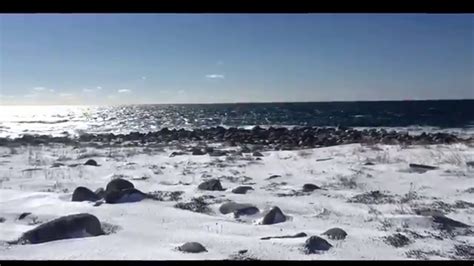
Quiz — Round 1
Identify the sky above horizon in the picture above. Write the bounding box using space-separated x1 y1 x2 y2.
0 14 473 105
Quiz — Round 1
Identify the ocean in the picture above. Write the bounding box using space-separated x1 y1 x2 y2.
1 100 473 138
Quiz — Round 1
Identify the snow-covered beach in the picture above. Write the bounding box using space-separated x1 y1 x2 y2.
1 140 473 260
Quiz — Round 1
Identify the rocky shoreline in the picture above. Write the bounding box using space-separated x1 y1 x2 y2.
1 126 473 150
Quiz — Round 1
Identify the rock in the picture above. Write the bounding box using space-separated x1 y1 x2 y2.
84 159 98 166
256 158 262 161
209 150 227 157
238 249 248 254
51 162 65 168
321 228 347 240
191 148 206 155
266 175 281 180
198 179 224 191
413 208 445 217
72 187 101 202
261 232 307 240
384 233 411 248
95 188 106 199
466 161 474 168
17 213 104 244
231 186 254 194
178 242 207 253
252 151 264 157
18 212 32 220
302 184 320 192
409 163 437 172
104 188 147 204
105 178 134 193
0 217 5 223
304 236 333 253
262 206 286 225
364 162 375 166
219 202 258 215
432 215 470 230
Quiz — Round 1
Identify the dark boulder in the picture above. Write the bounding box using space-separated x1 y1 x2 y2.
321 227 347 240
104 188 147 204
198 179 225 191
302 184 320 192
178 242 207 253
191 148 206 155
17 213 104 244
219 202 258 215
252 151 264 157
432 215 470 230
106 178 134 193
304 236 333 253
84 159 98 166
262 206 286 225
231 186 254 194
72 187 101 202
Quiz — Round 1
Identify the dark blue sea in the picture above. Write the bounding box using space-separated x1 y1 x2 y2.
1 100 473 138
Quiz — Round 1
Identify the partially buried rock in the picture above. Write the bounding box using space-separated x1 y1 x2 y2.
466 161 474 168
191 148 206 155
84 159 98 166
18 212 32 220
219 202 259 215
304 236 333 253
302 183 320 192
72 186 101 202
106 178 134 192
178 242 207 253
16 213 104 244
198 179 224 191
252 151 264 157
104 188 147 204
231 186 254 194
321 227 347 240
262 206 286 225
432 215 470 230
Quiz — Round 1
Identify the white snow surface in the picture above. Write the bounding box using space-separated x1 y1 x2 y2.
0 143 473 260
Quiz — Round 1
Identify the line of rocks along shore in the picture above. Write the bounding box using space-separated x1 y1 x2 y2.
1 126 473 150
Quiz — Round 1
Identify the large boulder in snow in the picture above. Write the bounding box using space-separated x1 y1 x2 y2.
262 206 286 225
321 227 347 240
17 213 104 244
72 187 101 202
219 202 259 218
302 183 320 192
198 179 224 191
104 188 147 204
178 242 207 253
304 236 333 253
231 186 254 194
105 178 134 193
84 159 98 166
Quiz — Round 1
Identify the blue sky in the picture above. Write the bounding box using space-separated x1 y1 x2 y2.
0 14 472 105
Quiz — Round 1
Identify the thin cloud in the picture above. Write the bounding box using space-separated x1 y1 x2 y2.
96 86 102 90
178 90 185 95
49 89 55 92
118 89 131 93
33 87 46 91
141 76 147 80
206 74 225 79
59 93 73 97
83 88 93 93
217 61 224 66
